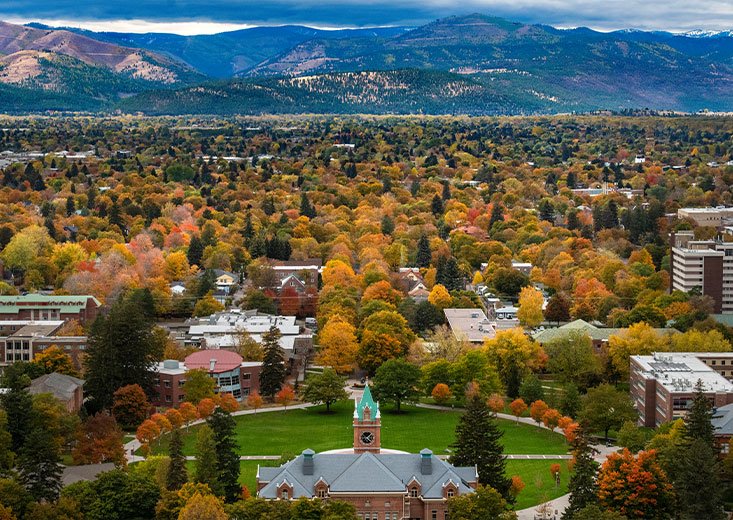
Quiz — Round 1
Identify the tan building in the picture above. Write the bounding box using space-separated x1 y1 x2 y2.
630 352 733 427
0 321 87 372
443 308 496 344
677 207 733 228
670 231 733 313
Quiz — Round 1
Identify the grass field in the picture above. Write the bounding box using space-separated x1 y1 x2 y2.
147 400 568 457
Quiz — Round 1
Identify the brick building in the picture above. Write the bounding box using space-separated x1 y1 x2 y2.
0 321 88 372
257 386 477 519
29 372 85 412
152 350 263 407
0 294 101 323
630 352 733 427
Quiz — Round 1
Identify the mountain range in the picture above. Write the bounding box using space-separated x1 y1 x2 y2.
4 14 733 114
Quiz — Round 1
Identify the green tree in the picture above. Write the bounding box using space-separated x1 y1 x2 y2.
685 379 715 447
259 326 286 399
207 409 240 502
0 411 14 475
545 331 602 390
372 359 421 413
416 234 432 268
183 369 217 405
617 421 645 453
0 379 34 453
449 393 512 501
187 235 204 267
166 428 188 491
301 368 348 413
676 438 725 520
573 505 627 520
300 194 316 219
518 374 544 405
563 438 598 520
83 295 156 410
560 383 583 419
17 428 62 502
194 425 220 495
580 384 637 441
447 485 517 520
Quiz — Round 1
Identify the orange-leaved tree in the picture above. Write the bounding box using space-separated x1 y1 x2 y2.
597 449 675 520
542 409 562 433
165 408 184 430
136 419 161 457
530 400 549 428
219 393 240 413
509 398 527 424
73 414 126 467
431 383 453 405
487 393 505 414
275 385 295 411
111 383 149 430
196 398 216 420
178 402 199 430
510 475 525 497
247 391 264 413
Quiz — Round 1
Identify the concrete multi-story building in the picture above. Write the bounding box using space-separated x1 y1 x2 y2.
670 231 733 313
677 207 733 228
443 308 497 344
0 321 88 372
630 352 733 427
152 350 263 407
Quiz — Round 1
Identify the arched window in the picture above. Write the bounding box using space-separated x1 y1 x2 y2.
281 489 289 500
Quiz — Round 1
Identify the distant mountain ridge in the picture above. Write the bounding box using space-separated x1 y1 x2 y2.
4 14 733 114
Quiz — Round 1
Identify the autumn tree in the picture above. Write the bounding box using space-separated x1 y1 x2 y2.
219 393 239 413
72 414 126 467
544 293 571 324
432 383 453 405
178 402 199 430
315 315 358 374
246 392 263 413
596 449 674 520
136 419 161 455
31 346 79 377
301 368 348 412
197 398 216 420
357 310 416 374
509 398 527 423
607 323 668 380
193 296 225 317
484 328 545 398
178 493 227 520
112 384 149 430
275 385 295 410
487 393 505 414
428 284 452 310
517 286 544 329
530 400 549 428
183 369 216 405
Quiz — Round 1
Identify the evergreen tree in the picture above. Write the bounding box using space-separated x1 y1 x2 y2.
65 196 75 216
449 393 512 501
563 437 598 520
207 409 240 502
187 235 204 267
380 215 395 236
194 425 220 495
416 234 432 268
17 428 62 502
166 428 188 491
300 194 316 219
566 170 577 189
685 380 715 447
519 374 545 405
242 212 254 240
567 210 580 231
260 326 285 398
676 438 725 520
442 182 451 201
109 199 123 229
83 296 156 410
436 256 463 292
44 216 56 240
410 178 420 197
0 378 34 452
489 202 504 228
262 196 275 216
431 194 443 216
382 176 392 193
538 198 554 222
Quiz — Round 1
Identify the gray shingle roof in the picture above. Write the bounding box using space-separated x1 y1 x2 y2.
713 403 733 435
29 372 84 401
258 450 476 499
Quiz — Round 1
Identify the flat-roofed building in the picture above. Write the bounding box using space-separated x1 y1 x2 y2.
443 308 496 344
0 321 88 372
630 352 733 427
670 231 733 313
677 207 733 228
0 294 101 323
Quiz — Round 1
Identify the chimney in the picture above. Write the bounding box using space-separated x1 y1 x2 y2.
302 449 315 475
420 449 433 475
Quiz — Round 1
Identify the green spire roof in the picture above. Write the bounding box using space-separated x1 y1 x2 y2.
355 384 379 421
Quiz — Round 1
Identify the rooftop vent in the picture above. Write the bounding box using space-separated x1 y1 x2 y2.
303 449 315 475
421 449 433 475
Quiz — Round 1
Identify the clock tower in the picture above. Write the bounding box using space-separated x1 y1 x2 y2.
353 384 381 454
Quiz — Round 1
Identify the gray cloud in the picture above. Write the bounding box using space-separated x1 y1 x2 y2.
1 0 733 33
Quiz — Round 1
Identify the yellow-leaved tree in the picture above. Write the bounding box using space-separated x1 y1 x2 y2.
517 286 544 329
315 314 358 374
608 322 669 380
428 284 452 310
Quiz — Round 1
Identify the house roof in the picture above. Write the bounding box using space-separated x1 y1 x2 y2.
533 319 677 343
258 450 476 499
0 294 101 313
29 372 84 401
713 403 733 436
185 349 243 373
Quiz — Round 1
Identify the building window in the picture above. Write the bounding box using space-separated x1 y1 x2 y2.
164 380 171 388
232 375 240 385
433 511 438 520
281 490 289 500
233 389 242 399
178 380 185 387
178 395 184 401
317 489 326 498
165 395 172 402
410 487 418 498
723 443 731 454
713 360 717 366
219 376 232 386
242 373 251 381
447 489 455 498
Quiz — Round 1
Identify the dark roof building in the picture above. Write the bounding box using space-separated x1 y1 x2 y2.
257 385 476 519
29 372 85 412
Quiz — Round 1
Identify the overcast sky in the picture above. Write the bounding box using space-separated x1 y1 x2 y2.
2 0 733 35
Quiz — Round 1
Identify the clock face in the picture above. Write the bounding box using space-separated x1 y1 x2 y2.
360 431 374 445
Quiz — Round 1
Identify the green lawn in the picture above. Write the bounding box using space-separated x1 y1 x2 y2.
147 401 567 457
233 459 568 511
